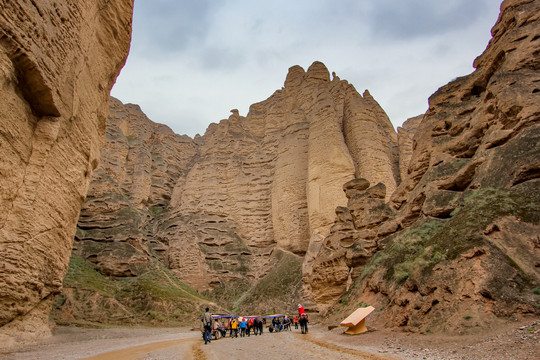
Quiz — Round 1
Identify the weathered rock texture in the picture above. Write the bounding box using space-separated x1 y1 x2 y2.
51 99 213 326
397 115 423 183
70 62 400 314
309 0 540 333
63 0 538 334
0 0 133 346
160 62 400 296
75 98 198 277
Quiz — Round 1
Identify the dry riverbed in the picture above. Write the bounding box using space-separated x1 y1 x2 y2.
0 318 538 360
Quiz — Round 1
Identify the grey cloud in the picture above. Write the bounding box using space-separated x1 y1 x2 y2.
131 0 216 58
365 0 500 40
197 47 246 71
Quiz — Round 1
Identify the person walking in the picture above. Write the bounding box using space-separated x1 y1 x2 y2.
201 307 213 345
230 317 239 338
239 318 247 337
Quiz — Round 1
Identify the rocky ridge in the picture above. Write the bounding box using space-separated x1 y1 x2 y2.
68 61 401 315
311 0 540 333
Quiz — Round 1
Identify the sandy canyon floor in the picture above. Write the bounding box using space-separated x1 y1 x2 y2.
0 318 538 360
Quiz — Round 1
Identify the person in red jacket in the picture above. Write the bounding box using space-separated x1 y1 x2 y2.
298 304 309 334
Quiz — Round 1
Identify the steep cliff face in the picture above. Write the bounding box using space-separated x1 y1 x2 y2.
397 115 423 183
310 0 539 333
0 0 133 346
55 99 212 326
75 98 198 277
162 62 400 294
69 62 399 314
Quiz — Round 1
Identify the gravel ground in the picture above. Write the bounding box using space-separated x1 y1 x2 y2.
0 318 538 360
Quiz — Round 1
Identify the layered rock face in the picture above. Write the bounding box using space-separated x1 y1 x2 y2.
55 101 212 325
72 62 400 303
161 62 400 292
0 0 133 346
308 0 540 333
75 98 198 278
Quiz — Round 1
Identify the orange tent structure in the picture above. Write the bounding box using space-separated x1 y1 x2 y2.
340 306 375 335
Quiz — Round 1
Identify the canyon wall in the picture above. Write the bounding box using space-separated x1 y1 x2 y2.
0 0 133 346
55 0 538 334
307 0 539 333
71 62 400 314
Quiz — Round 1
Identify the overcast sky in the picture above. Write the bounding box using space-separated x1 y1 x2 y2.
111 0 503 138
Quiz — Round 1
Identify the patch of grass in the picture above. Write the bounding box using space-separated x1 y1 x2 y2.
356 301 370 308
62 254 116 297
463 314 472 320
56 252 209 325
234 250 303 313
375 218 445 283
148 205 165 218
533 288 540 295
75 227 90 240
369 187 540 287
119 261 205 303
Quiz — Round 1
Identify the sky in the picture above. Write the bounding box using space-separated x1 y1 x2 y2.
111 0 503 138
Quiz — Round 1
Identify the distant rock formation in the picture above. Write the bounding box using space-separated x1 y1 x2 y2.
0 0 133 347
162 61 400 292
75 98 198 278
71 62 400 313
397 115 423 183
308 0 540 333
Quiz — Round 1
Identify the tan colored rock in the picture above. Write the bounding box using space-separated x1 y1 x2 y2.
163 61 399 291
0 0 133 346
307 0 540 331
397 115 423 183
75 98 198 277
74 61 399 297
344 89 400 201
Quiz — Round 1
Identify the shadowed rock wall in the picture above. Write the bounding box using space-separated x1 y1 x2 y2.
0 0 133 346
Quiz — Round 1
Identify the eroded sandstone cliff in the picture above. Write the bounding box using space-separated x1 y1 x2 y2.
68 62 400 315
51 98 212 326
56 0 538 334
0 0 133 346
151 62 401 305
309 0 539 333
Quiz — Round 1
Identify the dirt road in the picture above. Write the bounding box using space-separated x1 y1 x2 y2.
1 319 537 360
0 326 396 360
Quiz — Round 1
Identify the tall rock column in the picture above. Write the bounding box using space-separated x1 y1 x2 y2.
0 0 133 346
304 62 356 237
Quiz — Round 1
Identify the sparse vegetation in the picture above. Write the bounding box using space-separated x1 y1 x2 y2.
62 254 116 297
464 314 472 320
360 187 540 289
148 205 165 218
233 250 303 314
53 252 209 326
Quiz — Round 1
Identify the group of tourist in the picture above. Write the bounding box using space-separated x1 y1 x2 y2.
200 304 310 344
